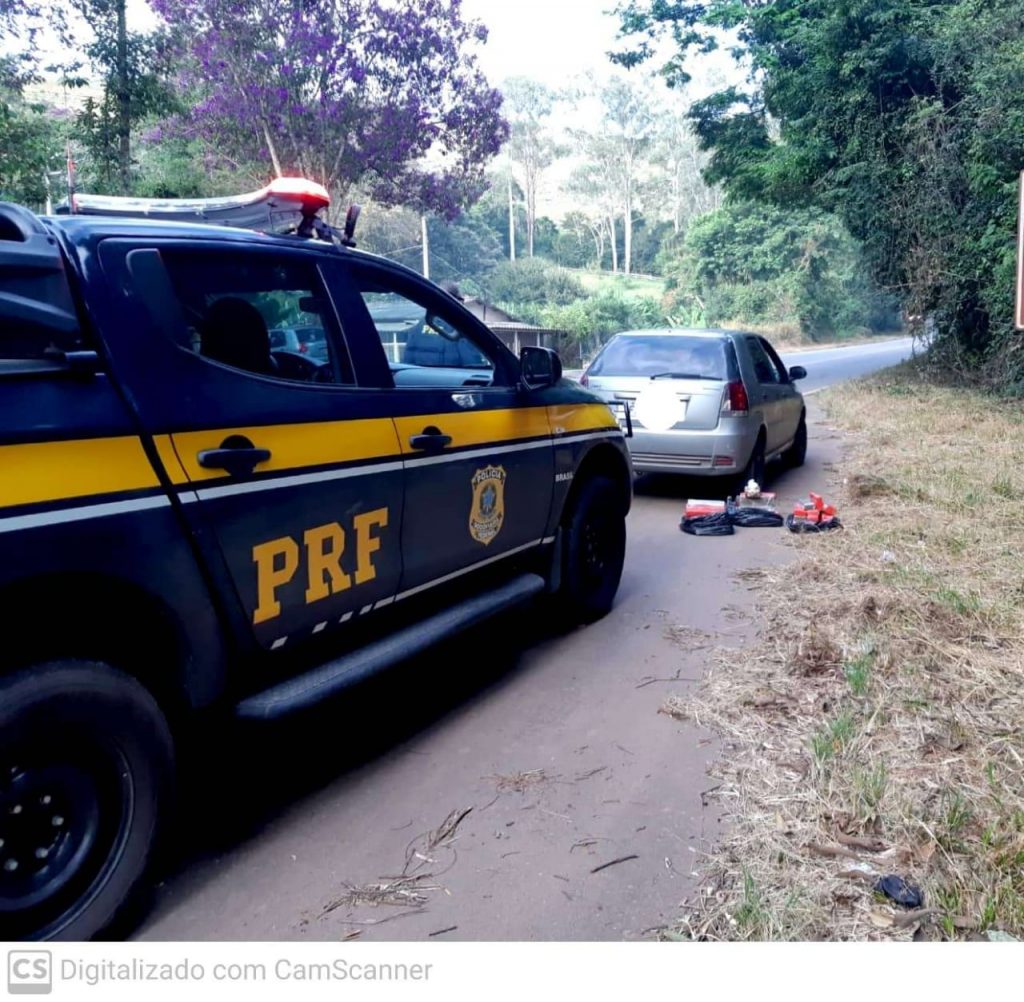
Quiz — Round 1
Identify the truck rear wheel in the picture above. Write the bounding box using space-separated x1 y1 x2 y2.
0 662 173 941
559 475 627 623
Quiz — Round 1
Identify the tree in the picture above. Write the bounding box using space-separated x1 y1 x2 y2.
599 77 657 275
0 95 64 207
564 158 620 271
502 77 558 257
567 76 658 274
666 201 898 339
151 0 509 220
649 104 720 235
555 210 603 268
70 0 176 193
615 0 1024 383
0 1 59 95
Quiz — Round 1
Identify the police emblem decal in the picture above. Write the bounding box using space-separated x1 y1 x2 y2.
469 465 507 545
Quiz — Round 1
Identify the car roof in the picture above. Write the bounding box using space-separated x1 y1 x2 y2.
42 213 391 266
609 328 735 340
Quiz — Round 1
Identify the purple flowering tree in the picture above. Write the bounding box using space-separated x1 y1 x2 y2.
150 0 508 218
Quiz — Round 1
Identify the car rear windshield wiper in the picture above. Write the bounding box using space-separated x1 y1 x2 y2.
649 372 722 381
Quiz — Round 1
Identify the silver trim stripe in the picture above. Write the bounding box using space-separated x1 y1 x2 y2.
264 535 558 649
0 494 172 535
394 537 546 603
192 460 404 502
405 429 618 469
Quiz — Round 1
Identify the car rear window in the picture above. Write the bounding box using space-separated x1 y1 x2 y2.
588 334 729 379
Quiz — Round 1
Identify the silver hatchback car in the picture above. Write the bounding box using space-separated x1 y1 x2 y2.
581 329 808 486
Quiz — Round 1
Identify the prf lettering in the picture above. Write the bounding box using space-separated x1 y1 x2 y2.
251 507 389 624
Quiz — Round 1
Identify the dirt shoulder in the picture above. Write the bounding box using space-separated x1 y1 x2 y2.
664 362 1024 941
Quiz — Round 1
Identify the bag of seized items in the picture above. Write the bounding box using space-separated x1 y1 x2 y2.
786 493 842 532
681 483 784 536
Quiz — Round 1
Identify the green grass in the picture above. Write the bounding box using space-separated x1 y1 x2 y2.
811 712 857 763
938 790 974 851
734 871 772 937
569 269 667 303
844 653 874 697
853 762 889 818
934 587 983 618
991 475 1015 499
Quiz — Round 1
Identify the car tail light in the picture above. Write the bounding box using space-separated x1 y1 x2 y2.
713 456 735 468
722 380 749 416
579 372 589 387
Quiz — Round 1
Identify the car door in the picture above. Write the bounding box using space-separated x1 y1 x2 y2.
96 238 404 652
337 258 555 600
743 335 786 454
760 337 803 446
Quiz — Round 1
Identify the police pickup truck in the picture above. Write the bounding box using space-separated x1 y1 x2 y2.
0 180 631 940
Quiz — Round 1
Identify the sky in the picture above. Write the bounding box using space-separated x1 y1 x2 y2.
463 0 625 87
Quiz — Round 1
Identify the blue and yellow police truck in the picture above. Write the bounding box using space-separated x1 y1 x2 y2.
0 179 631 940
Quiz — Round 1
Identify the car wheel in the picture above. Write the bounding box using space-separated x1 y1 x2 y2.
785 414 808 468
559 475 627 623
0 662 173 941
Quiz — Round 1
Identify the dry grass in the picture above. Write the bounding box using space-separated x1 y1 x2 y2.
321 807 472 919
667 363 1024 941
491 769 549 793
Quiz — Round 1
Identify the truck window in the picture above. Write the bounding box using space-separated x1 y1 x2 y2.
156 251 354 385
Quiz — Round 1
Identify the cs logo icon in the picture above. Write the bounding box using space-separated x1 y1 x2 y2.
7 952 51 995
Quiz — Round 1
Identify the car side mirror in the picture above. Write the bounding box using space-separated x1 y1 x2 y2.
521 346 562 389
789 365 808 381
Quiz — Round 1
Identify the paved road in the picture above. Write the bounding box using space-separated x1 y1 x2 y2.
565 336 917 392
782 336 915 394
136 339 905 941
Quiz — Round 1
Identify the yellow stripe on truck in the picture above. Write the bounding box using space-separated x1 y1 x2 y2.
392 406 552 454
168 417 402 483
547 402 619 434
0 436 161 509
0 401 616 512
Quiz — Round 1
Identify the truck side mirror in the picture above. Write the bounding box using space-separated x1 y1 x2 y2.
521 346 562 389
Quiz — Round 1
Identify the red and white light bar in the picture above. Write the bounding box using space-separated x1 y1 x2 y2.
60 177 331 234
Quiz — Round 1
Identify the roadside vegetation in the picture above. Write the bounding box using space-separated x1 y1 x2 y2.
1 2 901 368
617 0 1024 389
663 361 1024 940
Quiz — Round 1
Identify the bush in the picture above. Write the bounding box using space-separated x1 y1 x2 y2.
538 291 667 345
482 257 585 307
661 202 901 341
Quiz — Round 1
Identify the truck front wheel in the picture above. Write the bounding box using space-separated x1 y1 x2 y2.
559 475 627 623
0 662 173 941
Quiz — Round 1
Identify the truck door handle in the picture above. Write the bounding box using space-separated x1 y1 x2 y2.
197 435 272 477
409 427 452 453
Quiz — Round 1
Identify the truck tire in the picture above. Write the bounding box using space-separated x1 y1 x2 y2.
0 662 173 941
559 475 626 623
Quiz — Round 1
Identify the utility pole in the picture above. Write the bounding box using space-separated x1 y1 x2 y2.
65 141 76 213
115 0 131 192
421 214 430 279
507 168 516 261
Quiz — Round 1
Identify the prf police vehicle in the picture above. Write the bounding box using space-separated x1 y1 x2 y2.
0 179 631 940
